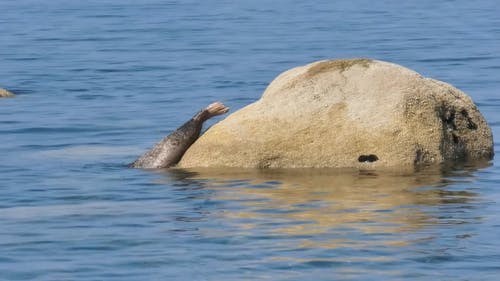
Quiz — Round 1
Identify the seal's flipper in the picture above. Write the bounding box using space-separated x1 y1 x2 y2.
206 102 229 117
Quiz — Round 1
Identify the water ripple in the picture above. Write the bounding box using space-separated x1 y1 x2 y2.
1 0 500 280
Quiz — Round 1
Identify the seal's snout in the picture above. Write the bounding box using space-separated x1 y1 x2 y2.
206 102 229 117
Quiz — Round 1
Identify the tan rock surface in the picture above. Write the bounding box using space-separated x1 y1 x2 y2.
178 59 493 169
0 88 14 98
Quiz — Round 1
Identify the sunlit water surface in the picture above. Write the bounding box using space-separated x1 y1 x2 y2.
1 0 500 280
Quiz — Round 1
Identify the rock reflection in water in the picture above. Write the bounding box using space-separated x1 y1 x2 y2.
160 164 487 250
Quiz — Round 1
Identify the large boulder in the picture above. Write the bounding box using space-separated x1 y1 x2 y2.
0 88 14 98
178 59 493 169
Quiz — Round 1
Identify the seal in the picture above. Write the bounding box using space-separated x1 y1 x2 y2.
131 102 229 168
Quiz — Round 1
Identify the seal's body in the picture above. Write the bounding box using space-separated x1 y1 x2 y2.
131 102 229 168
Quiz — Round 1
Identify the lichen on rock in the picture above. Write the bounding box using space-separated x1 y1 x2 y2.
178 59 494 169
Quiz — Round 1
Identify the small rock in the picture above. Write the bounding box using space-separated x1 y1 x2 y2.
178 59 494 169
0 88 15 98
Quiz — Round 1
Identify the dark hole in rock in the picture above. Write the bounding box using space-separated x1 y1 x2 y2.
460 109 478 130
358 154 379 163
467 122 478 130
441 108 457 130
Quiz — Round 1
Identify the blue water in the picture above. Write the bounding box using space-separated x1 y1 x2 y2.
1 0 500 280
